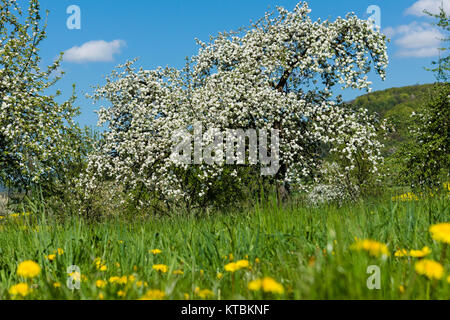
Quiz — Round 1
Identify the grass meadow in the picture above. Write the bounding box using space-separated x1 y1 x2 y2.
0 192 449 300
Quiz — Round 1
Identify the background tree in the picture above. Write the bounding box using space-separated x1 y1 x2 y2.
0 0 86 195
425 4 449 82
395 5 449 190
395 84 449 190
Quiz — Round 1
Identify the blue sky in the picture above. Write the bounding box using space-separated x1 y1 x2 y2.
32 0 448 127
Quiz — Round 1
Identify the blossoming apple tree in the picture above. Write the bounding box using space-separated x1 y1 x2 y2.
83 2 389 210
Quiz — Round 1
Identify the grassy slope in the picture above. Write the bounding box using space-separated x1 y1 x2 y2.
0 193 448 300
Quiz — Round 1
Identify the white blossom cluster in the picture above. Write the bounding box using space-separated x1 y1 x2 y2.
0 0 81 187
82 2 389 207
306 161 361 206
306 183 353 207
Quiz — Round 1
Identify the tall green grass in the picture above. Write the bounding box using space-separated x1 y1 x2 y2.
0 193 448 300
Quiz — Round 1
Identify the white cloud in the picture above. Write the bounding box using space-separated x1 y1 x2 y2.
397 47 440 57
383 22 444 57
405 0 449 17
64 40 126 63
395 28 441 49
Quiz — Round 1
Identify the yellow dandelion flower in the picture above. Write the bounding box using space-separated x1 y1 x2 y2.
184 293 190 300
262 277 284 294
415 259 444 280
94 258 107 271
236 260 250 269
395 247 432 258
9 283 32 297
198 289 214 299
394 249 408 257
117 276 128 284
350 239 389 258
248 277 284 294
224 262 238 272
69 271 81 282
56 248 64 255
392 192 419 202
429 223 450 244
46 254 56 261
255 258 260 264
150 249 162 255
53 282 61 288
109 276 120 284
248 279 261 291
17 260 41 279
399 285 405 293
173 269 184 275
98 293 105 300
117 290 126 297
443 182 450 192
217 272 223 280
409 247 432 258
224 260 250 273
128 275 136 283
96 280 107 288
140 289 166 300
152 264 168 273
195 287 214 299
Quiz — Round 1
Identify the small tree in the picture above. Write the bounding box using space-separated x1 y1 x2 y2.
396 84 449 189
0 0 84 193
396 6 449 190
425 5 449 82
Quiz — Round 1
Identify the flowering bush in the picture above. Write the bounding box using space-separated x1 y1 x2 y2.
82 2 388 212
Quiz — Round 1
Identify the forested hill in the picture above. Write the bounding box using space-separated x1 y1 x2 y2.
350 83 434 118
350 83 436 154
